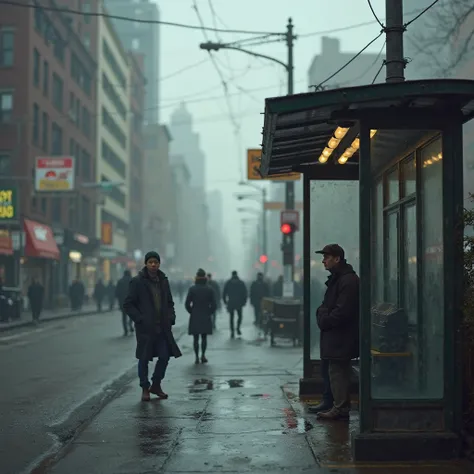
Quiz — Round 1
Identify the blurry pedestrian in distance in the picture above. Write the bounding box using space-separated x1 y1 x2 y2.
207 273 221 329
176 280 185 303
69 280 84 310
123 251 182 402
116 270 133 336
272 275 283 297
249 272 270 327
185 269 216 364
107 280 116 310
27 277 44 322
222 271 248 338
93 279 106 312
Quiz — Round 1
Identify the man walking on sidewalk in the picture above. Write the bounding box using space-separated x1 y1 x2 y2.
27 278 44 322
123 251 182 402
314 244 359 420
116 270 133 336
222 270 248 338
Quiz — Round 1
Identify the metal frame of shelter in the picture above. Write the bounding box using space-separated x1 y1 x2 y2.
260 79 474 461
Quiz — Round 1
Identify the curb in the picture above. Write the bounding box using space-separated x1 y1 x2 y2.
0 308 115 333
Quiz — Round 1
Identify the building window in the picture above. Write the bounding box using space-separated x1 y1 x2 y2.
52 28 65 63
102 40 126 88
81 196 90 232
41 112 49 152
81 106 91 137
51 122 63 155
40 197 47 215
81 149 91 180
68 198 75 228
43 60 49 96
69 138 75 156
52 73 63 110
52 197 61 223
102 72 127 120
70 53 91 95
33 49 40 86
32 103 39 145
82 2 92 24
101 175 126 208
83 32 91 49
102 107 126 149
0 92 13 123
101 140 125 178
0 153 10 175
0 29 14 67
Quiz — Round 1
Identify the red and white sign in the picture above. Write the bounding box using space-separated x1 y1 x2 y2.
280 209 300 231
35 157 75 192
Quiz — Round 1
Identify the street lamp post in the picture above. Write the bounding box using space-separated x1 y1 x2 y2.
201 19 296 295
236 183 268 275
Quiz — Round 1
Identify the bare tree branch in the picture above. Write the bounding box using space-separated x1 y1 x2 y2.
410 0 474 77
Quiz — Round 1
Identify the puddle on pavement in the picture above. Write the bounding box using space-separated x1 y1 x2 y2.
267 418 314 435
189 378 257 393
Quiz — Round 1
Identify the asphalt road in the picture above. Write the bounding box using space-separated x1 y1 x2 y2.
0 308 188 474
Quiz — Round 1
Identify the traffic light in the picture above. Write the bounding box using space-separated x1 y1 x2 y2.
280 223 295 235
259 254 268 264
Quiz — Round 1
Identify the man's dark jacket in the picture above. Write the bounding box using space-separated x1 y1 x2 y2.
123 268 182 361
223 276 248 311
249 279 270 307
316 263 359 360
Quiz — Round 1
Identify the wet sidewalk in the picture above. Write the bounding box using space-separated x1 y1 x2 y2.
47 312 472 474
0 304 113 332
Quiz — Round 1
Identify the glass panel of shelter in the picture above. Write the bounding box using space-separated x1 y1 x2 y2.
370 133 444 400
309 180 360 361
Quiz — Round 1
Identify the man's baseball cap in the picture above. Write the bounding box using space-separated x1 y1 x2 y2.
315 244 345 259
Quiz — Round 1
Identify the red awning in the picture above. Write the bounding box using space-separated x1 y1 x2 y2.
24 219 60 260
0 230 13 256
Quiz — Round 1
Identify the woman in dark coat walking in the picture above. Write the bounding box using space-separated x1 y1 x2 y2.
123 251 182 402
185 269 216 364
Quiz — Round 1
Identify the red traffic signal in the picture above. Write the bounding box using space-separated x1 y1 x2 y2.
280 223 294 234
259 254 268 264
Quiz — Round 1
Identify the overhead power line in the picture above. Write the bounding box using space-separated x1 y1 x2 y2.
310 1 443 91
0 0 282 35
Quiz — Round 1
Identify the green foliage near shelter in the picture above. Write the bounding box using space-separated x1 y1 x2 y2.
463 194 474 458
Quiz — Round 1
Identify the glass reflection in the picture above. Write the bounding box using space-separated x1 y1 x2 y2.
370 133 444 400
309 180 359 361
402 156 416 196
421 138 444 398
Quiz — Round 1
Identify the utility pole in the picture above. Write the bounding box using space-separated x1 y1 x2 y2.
262 187 268 276
282 18 295 297
200 18 296 295
385 0 405 83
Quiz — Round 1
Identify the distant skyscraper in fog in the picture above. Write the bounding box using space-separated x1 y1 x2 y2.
104 0 160 123
169 104 206 189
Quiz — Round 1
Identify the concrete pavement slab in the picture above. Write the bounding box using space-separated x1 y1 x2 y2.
46 311 473 474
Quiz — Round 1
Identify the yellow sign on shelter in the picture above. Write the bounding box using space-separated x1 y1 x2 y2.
247 149 300 181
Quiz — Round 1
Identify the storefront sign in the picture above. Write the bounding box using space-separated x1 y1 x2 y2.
69 251 82 263
35 157 75 192
74 233 89 245
0 230 13 255
101 222 113 245
0 187 18 221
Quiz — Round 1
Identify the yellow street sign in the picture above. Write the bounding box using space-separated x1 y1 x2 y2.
264 201 303 211
247 149 300 181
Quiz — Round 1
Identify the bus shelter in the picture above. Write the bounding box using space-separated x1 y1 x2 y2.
260 79 474 461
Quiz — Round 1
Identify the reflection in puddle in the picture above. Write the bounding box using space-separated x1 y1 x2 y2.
267 418 314 435
188 378 257 392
